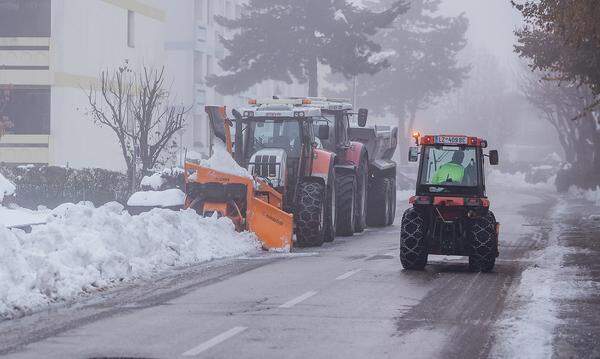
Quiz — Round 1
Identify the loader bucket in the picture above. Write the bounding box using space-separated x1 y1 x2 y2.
248 197 293 251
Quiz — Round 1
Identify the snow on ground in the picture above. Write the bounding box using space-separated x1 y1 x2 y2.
0 172 16 203
0 202 260 317
491 202 593 359
140 172 166 190
127 189 186 207
568 185 600 206
0 206 48 228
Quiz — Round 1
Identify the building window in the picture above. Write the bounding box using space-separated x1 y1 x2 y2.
127 10 135 48
0 0 51 37
2 86 50 135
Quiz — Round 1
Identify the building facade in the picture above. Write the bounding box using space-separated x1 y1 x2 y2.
0 0 306 170
0 0 166 170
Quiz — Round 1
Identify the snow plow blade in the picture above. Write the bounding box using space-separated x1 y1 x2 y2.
184 163 294 251
248 197 293 250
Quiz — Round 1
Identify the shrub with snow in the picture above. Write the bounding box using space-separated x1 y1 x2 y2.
0 172 16 203
0 202 260 317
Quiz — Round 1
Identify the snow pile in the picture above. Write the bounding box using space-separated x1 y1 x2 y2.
568 185 600 206
0 202 260 316
0 172 16 203
486 169 555 191
140 172 165 190
0 206 48 228
199 140 252 179
127 189 186 207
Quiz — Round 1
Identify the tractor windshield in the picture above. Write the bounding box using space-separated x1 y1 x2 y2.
419 146 479 187
247 119 301 157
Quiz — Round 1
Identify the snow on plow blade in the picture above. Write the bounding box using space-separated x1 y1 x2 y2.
184 163 293 251
248 196 293 250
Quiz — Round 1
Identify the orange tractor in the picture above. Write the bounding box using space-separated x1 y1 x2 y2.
184 100 339 250
400 134 500 272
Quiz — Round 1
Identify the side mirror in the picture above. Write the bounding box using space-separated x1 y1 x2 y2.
357 108 368 127
489 150 499 165
408 147 419 162
318 124 330 140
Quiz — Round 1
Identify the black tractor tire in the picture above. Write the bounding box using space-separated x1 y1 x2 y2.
335 173 356 236
385 177 397 226
323 170 337 243
399 208 428 270
354 159 368 233
295 181 327 247
367 177 390 227
468 211 498 272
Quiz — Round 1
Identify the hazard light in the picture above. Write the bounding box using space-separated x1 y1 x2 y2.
412 131 420 145
302 99 312 105
248 99 257 105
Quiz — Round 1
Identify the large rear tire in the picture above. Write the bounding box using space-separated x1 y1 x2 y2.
367 177 390 227
296 181 327 247
354 160 368 233
400 208 428 270
468 211 498 272
336 173 356 237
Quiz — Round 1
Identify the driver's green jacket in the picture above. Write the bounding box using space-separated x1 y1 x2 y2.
431 163 464 184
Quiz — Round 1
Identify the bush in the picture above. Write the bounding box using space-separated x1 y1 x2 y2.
0 165 130 209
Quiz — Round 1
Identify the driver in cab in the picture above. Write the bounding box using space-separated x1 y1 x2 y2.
432 150 465 184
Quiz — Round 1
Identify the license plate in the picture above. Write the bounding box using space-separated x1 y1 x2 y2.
435 136 467 145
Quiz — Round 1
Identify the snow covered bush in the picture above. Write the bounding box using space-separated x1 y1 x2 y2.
0 202 260 317
0 171 16 204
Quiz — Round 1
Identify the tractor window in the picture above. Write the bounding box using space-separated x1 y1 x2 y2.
248 119 301 157
313 115 334 150
420 146 478 186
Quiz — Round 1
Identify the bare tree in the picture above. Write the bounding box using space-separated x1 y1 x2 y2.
86 63 189 191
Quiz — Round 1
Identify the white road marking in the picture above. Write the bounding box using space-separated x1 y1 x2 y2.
336 269 362 280
279 291 318 308
182 326 247 356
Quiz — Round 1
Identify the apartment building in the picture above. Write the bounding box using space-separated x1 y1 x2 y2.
0 0 306 169
0 0 166 170
163 0 307 153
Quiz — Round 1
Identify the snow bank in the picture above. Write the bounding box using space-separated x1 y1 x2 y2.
0 203 260 317
199 140 252 179
0 172 16 203
0 206 48 228
568 185 600 206
127 189 186 207
486 169 555 191
140 172 165 190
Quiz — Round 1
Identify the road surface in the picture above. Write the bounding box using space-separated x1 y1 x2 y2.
0 186 598 359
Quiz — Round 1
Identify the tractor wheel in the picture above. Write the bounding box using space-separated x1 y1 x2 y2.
468 211 498 272
335 173 356 236
386 177 397 226
366 177 390 227
354 160 368 233
323 170 337 243
296 181 327 247
399 208 428 270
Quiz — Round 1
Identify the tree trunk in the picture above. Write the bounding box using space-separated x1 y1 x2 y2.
308 57 319 97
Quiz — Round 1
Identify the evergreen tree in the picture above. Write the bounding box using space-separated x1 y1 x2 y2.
207 0 408 96
327 0 468 159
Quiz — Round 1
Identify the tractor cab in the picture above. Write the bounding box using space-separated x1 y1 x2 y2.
409 134 499 197
234 99 327 210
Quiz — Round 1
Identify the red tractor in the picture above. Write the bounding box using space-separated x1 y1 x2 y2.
400 134 500 272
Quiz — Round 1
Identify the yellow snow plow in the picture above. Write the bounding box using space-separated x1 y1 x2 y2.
183 107 294 250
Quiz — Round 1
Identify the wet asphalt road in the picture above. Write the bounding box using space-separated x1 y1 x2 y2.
0 187 597 359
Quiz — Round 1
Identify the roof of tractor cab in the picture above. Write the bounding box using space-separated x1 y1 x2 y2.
417 134 488 148
242 100 322 119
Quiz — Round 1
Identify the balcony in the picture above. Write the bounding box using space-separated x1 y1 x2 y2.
195 23 207 52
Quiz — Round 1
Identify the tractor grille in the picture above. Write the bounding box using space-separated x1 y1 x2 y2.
252 155 277 177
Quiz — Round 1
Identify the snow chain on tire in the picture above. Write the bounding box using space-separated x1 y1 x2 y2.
336 173 356 236
295 181 327 247
400 208 428 270
468 211 498 272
